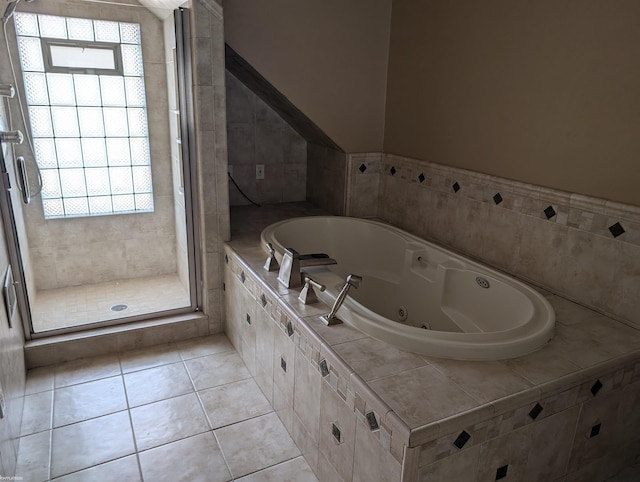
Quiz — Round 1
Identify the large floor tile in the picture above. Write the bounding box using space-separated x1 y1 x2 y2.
53 376 127 427
21 391 53 436
24 366 55 395
130 392 209 451
50 411 135 478
215 412 300 479
199 378 272 429
236 456 318 482
54 354 121 388
119 342 181 373
139 432 231 482
177 333 234 360
124 362 193 407
16 431 51 482
185 350 251 390
52 455 141 482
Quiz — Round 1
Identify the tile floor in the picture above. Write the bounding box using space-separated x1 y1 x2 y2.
31 274 191 333
16 334 318 481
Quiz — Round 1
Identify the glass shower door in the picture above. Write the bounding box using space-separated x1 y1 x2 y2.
0 1 200 337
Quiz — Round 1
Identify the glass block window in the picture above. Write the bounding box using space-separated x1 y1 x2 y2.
14 13 153 219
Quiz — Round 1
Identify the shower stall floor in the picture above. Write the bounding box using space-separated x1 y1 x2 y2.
31 274 191 333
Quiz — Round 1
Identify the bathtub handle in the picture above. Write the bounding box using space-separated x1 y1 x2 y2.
298 276 326 305
322 274 362 326
263 243 280 272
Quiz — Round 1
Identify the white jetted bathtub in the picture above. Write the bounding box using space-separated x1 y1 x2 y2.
261 216 555 360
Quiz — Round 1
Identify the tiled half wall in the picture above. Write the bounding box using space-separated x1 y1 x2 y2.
223 244 640 481
346 153 640 329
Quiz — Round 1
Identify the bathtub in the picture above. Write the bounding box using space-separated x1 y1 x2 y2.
261 216 555 360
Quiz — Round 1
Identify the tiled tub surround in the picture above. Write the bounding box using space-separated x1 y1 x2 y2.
224 207 640 481
346 153 640 330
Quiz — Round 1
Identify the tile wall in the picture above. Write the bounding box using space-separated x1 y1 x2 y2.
223 219 640 481
223 248 403 482
226 72 307 206
346 153 640 329
0 106 27 479
408 361 640 481
6 0 177 290
189 0 230 333
307 143 347 216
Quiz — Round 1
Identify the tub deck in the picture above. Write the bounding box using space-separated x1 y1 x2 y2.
227 202 640 480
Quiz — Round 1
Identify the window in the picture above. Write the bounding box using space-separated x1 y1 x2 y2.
14 13 154 219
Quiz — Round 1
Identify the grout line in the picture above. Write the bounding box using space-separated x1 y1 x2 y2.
47 388 53 482
23 337 316 481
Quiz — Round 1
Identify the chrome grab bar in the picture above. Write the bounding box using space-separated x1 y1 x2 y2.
16 156 30 204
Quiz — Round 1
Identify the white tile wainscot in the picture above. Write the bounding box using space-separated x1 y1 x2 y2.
223 213 640 481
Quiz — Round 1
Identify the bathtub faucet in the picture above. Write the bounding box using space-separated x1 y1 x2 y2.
277 248 337 288
321 274 362 326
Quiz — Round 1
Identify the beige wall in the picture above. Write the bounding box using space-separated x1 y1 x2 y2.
384 0 640 207
223 0 392 152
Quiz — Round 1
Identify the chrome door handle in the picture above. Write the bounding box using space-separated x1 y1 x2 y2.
16 156 30 204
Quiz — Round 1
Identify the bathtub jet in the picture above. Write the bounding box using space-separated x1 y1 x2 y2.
261 216 555 361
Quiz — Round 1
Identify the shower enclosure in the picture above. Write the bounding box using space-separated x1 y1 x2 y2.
0 0 201 338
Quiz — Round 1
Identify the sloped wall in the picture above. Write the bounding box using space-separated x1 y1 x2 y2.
223 0 392 153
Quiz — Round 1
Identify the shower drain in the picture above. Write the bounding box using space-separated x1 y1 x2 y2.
110 304 128 312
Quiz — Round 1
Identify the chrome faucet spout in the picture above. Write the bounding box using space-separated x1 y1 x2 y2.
277 248 337 288
322 274 362 326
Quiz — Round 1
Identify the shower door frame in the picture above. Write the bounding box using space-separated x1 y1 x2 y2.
174 6 203 321
0 5 203 340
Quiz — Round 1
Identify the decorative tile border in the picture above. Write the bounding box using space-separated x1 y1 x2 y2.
374 154 640 246
348 153 640 246
417 361 640 474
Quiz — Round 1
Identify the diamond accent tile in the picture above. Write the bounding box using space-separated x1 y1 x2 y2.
528 402 543 420
544 205 556 219
591 379 603 396
418 173 425 183
332 422 341 443
608 222 625 238
452 181 461 193
493 193 503 205
365 411 379 431
495 464 508 480
359 163 367 173
453 430 471 449
319 359 329 377
590 422 601 438
390 166 396 175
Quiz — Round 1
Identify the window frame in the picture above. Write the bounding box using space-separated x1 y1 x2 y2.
41 38 123 76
